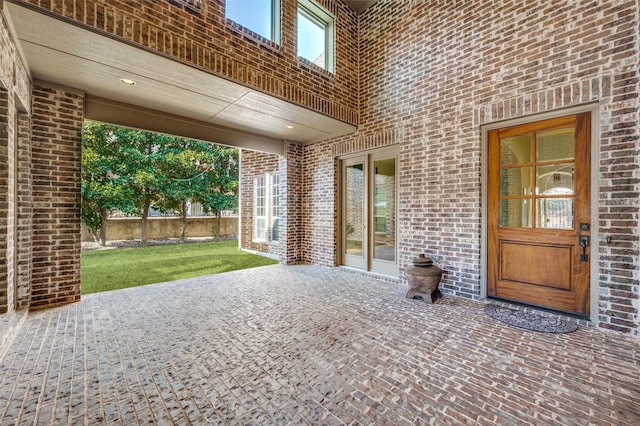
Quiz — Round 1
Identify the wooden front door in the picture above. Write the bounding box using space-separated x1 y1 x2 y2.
487 113 591 316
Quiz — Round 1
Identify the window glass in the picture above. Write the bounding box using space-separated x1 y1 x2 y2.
500 167 532 197
254 176 267 241
536 198 573 229
499 199 532 228
297 0 335 72
226 0 280 43
345 163 364 257
271 174 280 242
498 126 576 230
500 134 531 166
254 174 280 243
537 128 574 162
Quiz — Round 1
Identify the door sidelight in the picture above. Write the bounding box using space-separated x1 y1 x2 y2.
579 235 589 262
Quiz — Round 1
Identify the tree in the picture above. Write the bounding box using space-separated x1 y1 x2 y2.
153 138 207 241
154 141 239 241
194 146 239 240
81 122 133 245
116 129 168 245
82 122 239 245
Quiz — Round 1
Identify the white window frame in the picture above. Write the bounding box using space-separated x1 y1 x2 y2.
297 0 335 73
226 0 281 44
253 174 280 243
254 176 267 242
270 174 280 242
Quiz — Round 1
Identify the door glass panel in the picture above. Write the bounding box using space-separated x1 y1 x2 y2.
536 198 573 229
373 158 396 262
500 167 532 196
537 128 575 162
536 163 574 195
500 134 532 166
345 163 364 257
499 199 532 228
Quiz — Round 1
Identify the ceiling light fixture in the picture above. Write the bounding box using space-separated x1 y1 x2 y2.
286 125 294 129
120 78 136 86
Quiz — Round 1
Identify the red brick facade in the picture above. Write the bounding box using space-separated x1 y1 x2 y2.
297 0 638 334
20 0 359 125
0 8 32 341
239 149 280 256
29 85 84 309
0 0 638 335
0 87 10 314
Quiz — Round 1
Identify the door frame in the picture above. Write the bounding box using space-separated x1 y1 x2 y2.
480 103 600 323
338 146 399 277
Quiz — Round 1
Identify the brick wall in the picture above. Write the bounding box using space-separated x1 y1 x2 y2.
4 0 638 336
282 143 303 264
0 10 32 336
1 7 31 314
296 0 639 334
0 87 9 314
239 150 280 255
15 113 31 310
30 85 84 310
302 140 339 266
22 0 359 125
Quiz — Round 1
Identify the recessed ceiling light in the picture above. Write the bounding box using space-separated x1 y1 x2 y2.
120 78 136 86
286 125 294 129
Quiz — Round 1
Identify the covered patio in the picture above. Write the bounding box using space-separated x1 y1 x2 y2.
0 265 638 424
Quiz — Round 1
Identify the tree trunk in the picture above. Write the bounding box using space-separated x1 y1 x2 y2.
179 201 188 242
140 192 151 245
99 208 109 246
215 211 221 241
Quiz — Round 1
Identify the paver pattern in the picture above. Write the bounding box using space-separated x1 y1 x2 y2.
0 264 638 425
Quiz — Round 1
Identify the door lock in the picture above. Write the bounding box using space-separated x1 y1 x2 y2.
579 235 589 262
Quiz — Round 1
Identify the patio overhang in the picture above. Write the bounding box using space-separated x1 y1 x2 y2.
4 1 357 155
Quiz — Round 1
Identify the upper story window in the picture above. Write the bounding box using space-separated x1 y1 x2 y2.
226 0 281 44
297 0 335 73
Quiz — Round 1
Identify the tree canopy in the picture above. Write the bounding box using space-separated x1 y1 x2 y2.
81 122 238 245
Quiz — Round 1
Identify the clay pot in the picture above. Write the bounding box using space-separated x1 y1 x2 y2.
405 254 443 303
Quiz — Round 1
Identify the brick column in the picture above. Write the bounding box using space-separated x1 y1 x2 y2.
16 113 32 309
30 85 84 309
281 142 303 265
0 87 9 313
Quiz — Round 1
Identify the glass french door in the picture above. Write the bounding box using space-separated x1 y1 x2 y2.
342 151 398 276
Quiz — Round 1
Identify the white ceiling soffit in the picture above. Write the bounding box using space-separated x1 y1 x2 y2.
4 2 356 153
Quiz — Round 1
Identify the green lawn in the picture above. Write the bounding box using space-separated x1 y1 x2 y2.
81 240 278 294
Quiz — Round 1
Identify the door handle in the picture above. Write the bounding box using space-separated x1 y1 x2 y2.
579 235 589 262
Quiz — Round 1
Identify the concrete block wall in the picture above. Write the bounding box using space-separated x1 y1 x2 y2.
81 216 238 241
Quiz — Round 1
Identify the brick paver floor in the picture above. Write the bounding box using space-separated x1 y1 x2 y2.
0 264 638 425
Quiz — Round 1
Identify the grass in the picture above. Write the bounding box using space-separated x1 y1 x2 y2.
81 240 278 295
